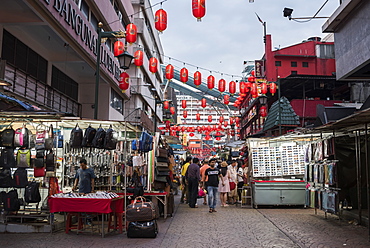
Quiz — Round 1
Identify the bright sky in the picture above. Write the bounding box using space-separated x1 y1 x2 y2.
156 0 340 82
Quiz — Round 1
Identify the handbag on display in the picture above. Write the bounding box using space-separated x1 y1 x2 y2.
0 127 15 147
14 126 30 148
44 124 54 150
16 149 31 168
34 166 45 177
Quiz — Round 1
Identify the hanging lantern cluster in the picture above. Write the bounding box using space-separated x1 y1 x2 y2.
154 9 167 32
192 0 206 21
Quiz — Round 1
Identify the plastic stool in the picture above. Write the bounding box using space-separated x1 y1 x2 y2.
65 212 83 234
108 212 125 233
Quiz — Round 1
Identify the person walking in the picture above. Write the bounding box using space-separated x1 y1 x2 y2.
72 159 96 194
218 161 231 207
237 161 245 203
186 157 201 208
203 158 224 213
200 159 210 205
180 156 192 204
228 160 238 205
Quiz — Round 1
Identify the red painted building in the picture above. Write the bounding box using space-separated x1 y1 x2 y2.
240 35 351 139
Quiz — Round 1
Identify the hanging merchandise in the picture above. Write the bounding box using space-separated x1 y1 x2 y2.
194 71 202 87
44 124 54 150
114 41 124 56
180 67 188 83
139 132 153 152
92 125 106 149
229 81 236 95
134 50 144 67
126 23 137 44
1 127 15 147
16 149 31 168
218 79 226 92
154 8 167 32
170 106 175 115
201 98 207 108
0 148 16 168
14 126 30 148
192 0 206 21
24 181 41 203
13 167 28 188
181 100 187 109
183 110 188 118
119 72 130 93
224 95 230 105
104 125 118 150
82 125 97 147
270 82 277 95
165 64 174 80
0 168 13 187
70 123 83 148
196 113 201 121
207 75 215 90
149 57 158 73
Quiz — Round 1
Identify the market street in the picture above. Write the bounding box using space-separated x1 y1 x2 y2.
0 195 369 248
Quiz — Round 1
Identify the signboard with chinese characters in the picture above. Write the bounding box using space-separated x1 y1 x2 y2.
255 60 264 78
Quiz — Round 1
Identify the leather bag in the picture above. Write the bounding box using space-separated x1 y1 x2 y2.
126 196 158 222
127 220 158 238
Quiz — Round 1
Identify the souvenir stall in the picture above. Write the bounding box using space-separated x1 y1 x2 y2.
248 137 311 208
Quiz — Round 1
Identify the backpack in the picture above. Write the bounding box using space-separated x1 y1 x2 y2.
3 189 20 211
0 168 14 187
140 132 153 152
0 148 16 168
16 149 31 168
14 127 30 148
13 168 28 188
45 151 54 167
82 125 97 147
24 182 41 203
70 124 83 148
131 140 138 150
53 131 64 148
104 126 117 150
92 126 106 149
0 128 15 147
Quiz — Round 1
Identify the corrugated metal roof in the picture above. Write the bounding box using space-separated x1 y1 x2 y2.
263 96 300 131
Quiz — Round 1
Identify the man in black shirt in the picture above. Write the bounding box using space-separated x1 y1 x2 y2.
202 158 224 213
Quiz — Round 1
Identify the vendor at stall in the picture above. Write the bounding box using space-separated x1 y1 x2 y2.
72 159 96 194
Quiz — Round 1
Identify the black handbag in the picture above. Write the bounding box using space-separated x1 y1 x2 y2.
127 220 158 238
44 125 54 150
126 196 157 222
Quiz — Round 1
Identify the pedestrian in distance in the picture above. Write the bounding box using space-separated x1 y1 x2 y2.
228 160 238 205
72 159 96 194
218 161 231 207
180 156 192 204
203 158 224 213
186 157 201 208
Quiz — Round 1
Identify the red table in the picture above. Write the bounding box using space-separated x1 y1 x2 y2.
48 197 124 237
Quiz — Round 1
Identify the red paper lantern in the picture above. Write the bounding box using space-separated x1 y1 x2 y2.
155 9 167 32
196 113 201 121
251 70 255 76
165 64 174 80
248 75 255 83
170 106 175 115
250 83 258 95
126 23 137 44
261 82 268 94
223 95 230 105
114 41 124 56
223 120 228 127
163 101 170 110
194 71 202 87
149 57 158 73
189 133 195 137
231 130 235 136
183 110 188 118
240 81 246 94
181 126 186 132
165 120 171 129
245 82 251 92
197 126 202 133
218 79 226 92
260 106 267 117
180 67 188 83
229 81 236 95
207 75 215 90
270 82 277 95
219 116 224 123
235 117 240 124
229 117 235 125
181 100 187 109
208 115 212 122
216 137 221 141
192 0 206 21
119 72 129 93
133 50 143 67
201 98 207 108
205 135 211 140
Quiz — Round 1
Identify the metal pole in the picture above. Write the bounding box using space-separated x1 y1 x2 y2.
123 100 127 232
94 22 103 119
364 124 370 241
278 77 282 135
355 131 362 224
263 22 266 44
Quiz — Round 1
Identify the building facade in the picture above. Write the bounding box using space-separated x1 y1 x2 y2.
0 0 164 131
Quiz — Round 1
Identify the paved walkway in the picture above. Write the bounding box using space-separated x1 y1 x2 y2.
0 195 369 248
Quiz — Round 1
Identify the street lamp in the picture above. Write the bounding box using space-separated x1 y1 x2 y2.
258 95 268 105
94 22 134 119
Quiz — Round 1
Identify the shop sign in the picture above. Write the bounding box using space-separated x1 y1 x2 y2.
40 0 121 81
255 60 264 78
